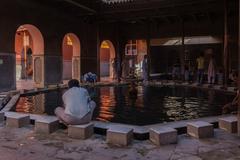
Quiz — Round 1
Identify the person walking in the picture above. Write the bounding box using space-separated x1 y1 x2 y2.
208 54 216 84
142 55 148 83
196 52 205 85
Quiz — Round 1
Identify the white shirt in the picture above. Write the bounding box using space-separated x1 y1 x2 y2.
63 87 91 118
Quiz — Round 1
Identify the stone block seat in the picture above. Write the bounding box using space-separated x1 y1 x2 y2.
150 127 177 146
106 125 133 146
187 121 214 139
219 116 238 133
5 112 30 128
35 116 59 134
68 123 94 139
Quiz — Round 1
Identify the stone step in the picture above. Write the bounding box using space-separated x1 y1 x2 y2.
107 125 133 146
35 116 59 134
219 116 238 133
0 95 7 98
68 123 94 139
5 112 30 128
150 127 177 146
187 121 214 139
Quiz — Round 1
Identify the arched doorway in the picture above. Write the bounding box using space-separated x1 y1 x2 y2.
62 33 81 82
100 40 116 81
15 24 44 89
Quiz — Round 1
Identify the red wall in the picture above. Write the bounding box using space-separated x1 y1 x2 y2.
100 48 110 62
63 38 73 61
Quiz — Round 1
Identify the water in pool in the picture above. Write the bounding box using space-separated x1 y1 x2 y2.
13 86 234 125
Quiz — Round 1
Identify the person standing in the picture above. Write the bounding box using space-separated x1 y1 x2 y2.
112 58 117 80
196 52 205 85
121 58 128 80
20 48 26 79
172 59 181 81
184 65 190 82
142 55 148 83
208 54 216 84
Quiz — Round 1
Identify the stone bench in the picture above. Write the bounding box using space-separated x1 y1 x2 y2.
5 112 30 128
68 123 94 139
219 116 238 133
150 127 177 146
107 126 133 146
35 117 59 134
187 121 214 138
0 112 4 122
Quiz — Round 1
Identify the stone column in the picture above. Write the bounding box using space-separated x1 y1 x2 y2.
0 53 15 92
223 0 229 87
238 0 240 136
33 55 45 88
181 20 185 78
72 56 81 81
147 21 151 80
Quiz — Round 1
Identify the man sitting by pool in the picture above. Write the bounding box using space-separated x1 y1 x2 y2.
55 79 96 125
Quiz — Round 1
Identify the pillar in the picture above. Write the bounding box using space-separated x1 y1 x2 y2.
180 20 185 78
0 53 15 92
116 22 122 82
72 56 81 81
223 0 229 87
238 0 240 136
96 23 100 81
33 55 45 88
44 55 62 87
147 21 151 80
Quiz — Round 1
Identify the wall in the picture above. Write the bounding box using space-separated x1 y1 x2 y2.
0 0 238 91
0 0 98 91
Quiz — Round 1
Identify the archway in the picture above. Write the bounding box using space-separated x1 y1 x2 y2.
62 33 81 82
100 40 116 81
15 24 44 89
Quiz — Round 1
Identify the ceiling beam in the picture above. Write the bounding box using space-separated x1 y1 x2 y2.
62 0 97 14
100 0 217 14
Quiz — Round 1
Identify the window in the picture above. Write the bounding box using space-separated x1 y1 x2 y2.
125 40 137 55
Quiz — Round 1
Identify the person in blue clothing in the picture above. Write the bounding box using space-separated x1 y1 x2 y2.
83 72 97 83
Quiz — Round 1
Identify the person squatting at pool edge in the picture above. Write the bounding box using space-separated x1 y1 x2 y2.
55 79 96 125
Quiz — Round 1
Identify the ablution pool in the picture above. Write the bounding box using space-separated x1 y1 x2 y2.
12 85 234 126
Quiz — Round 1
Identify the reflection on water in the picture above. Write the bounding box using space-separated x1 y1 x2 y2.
14 86 234 125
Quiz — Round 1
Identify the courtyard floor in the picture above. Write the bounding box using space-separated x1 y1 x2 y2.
0 122 239 160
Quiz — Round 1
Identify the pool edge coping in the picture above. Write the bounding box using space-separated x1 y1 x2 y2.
1 82 237 140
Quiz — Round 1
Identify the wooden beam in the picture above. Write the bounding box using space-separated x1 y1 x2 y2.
63 0 97 14
100 0 217 14
98 2 223 22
